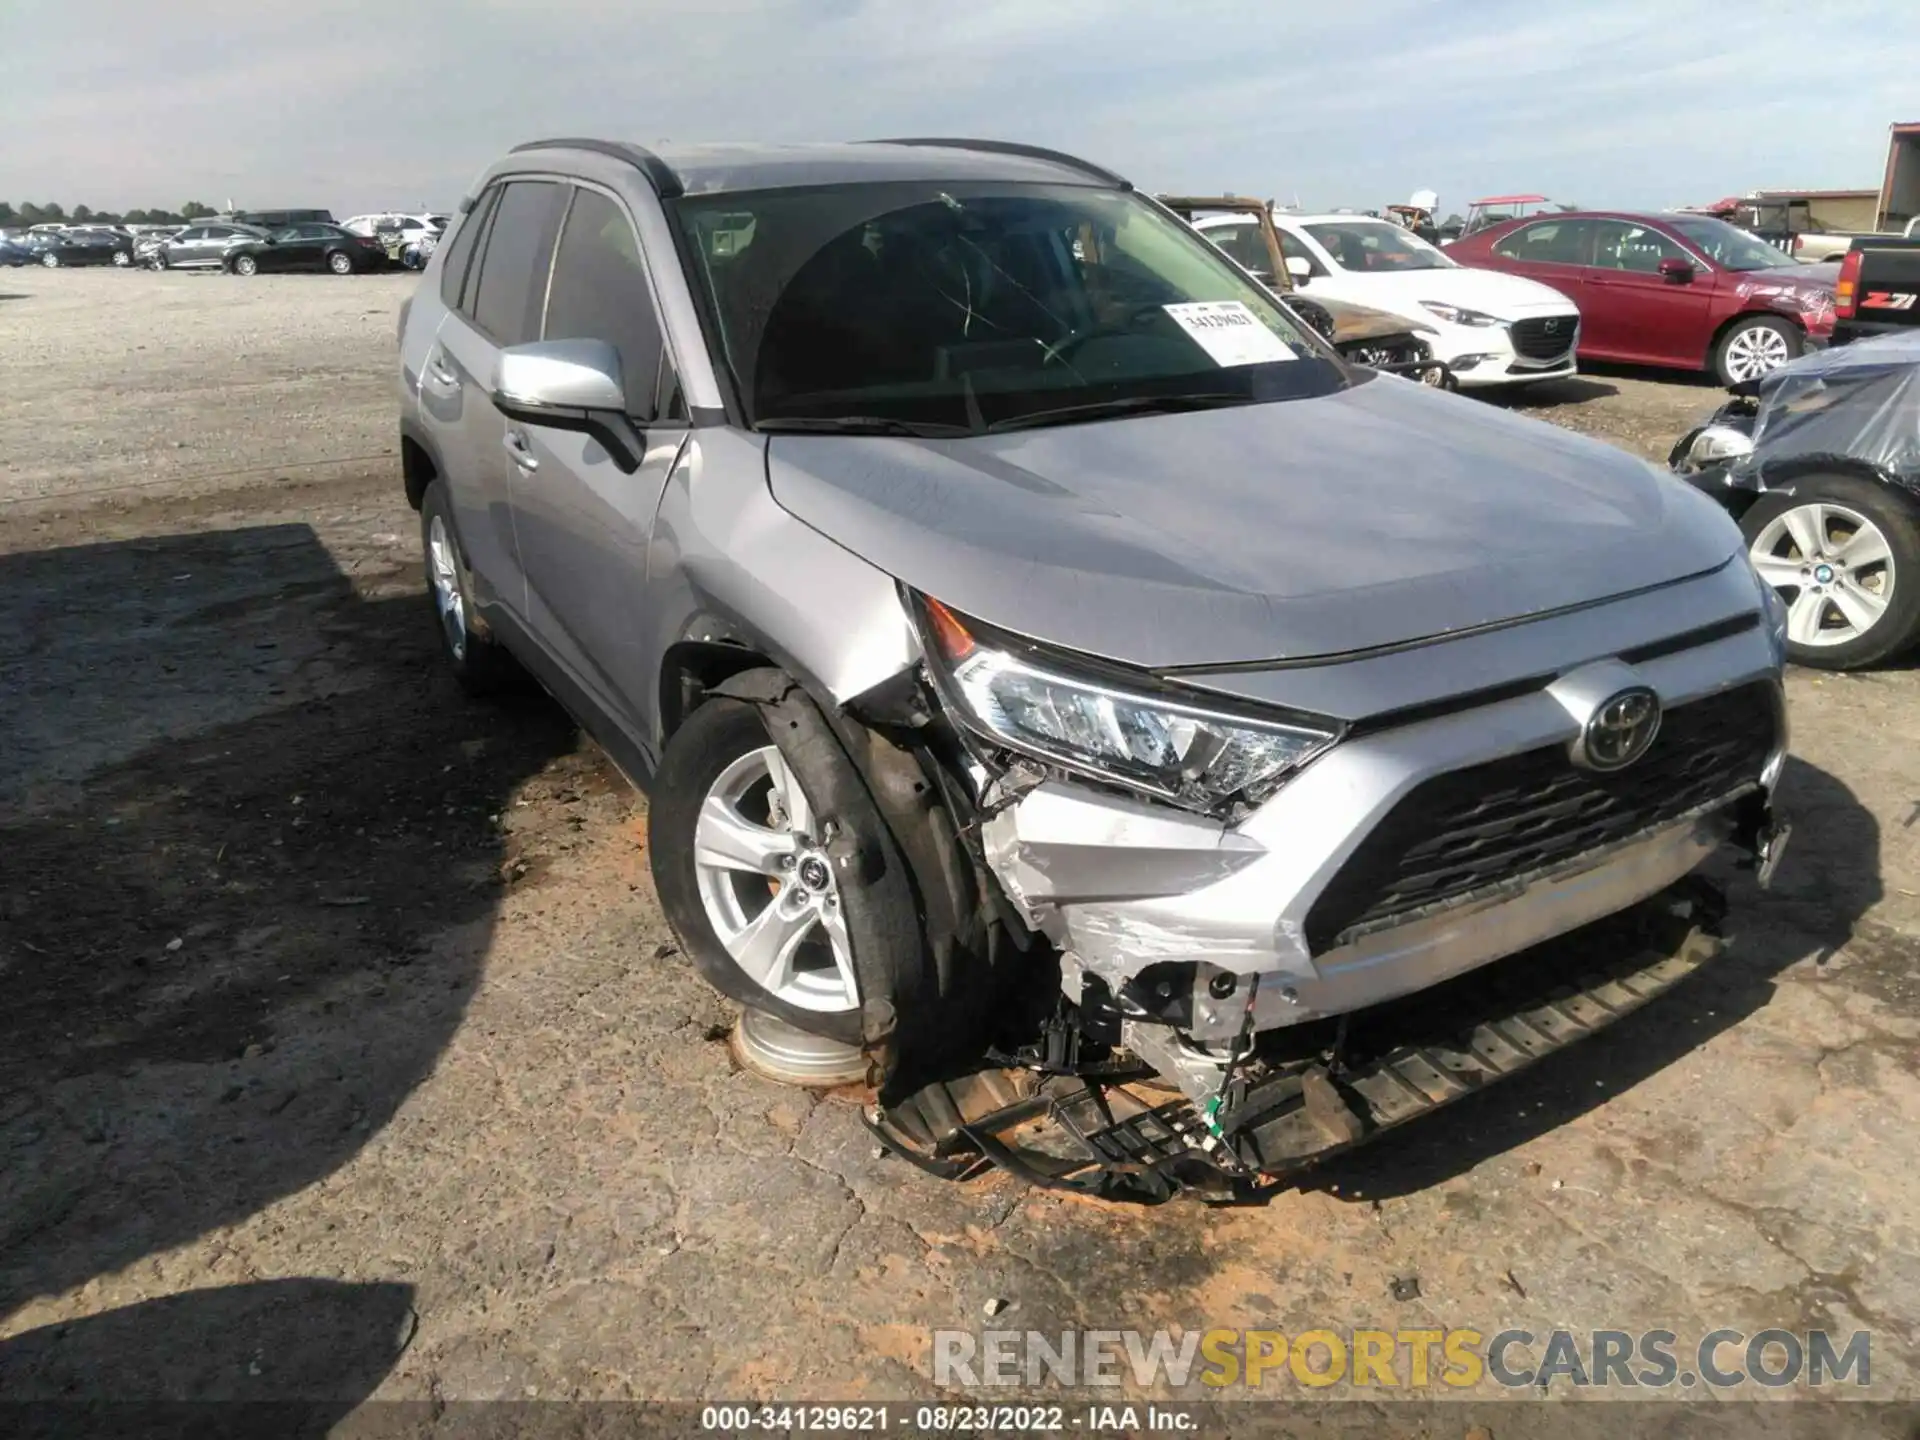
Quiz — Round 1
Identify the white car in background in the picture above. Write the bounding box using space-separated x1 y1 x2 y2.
342 213 447 240
1195 211 1583 389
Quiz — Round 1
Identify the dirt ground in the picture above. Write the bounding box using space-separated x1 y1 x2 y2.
1 270 1915 1425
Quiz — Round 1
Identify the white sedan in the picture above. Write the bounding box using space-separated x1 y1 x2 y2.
1196 212 1583 389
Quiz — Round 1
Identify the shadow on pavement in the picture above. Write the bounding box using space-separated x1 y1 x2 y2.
0 1277 414 1436
1304 756 1879 1200
1480 375 1621 408
0 524 576 1397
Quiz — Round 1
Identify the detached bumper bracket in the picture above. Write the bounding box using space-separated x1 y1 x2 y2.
865 881 1729 1203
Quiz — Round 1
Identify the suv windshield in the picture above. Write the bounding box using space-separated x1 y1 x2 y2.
1305 219 1453 272
670 182 1342 433
1667 216 1796 272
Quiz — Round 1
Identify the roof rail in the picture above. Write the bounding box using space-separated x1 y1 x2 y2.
509 137 684 199
867 137 1130 190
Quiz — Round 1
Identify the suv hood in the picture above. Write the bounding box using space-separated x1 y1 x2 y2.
765 375 1744 670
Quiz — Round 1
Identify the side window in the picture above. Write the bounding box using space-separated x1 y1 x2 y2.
176 227 204 242
1492 219 1593 267
1274 229 1327 278
438 187 498 311
1592 221 1687 274
543 188 676 422
468 181 567 346
1206 223 1271 276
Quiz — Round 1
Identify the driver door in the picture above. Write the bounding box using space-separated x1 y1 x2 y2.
1580 220 1713 367
505 184 689 754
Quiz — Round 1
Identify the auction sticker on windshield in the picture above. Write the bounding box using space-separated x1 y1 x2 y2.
1162 301 1296 367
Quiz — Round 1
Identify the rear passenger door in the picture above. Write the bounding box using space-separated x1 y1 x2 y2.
507 184 689 751
421 179 568 619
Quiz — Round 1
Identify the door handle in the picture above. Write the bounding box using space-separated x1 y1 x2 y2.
426 352 459 389
502 428 539 474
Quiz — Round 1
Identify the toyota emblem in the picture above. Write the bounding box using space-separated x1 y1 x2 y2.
1580 687 1661 771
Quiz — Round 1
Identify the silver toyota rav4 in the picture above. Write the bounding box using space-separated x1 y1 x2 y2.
398 137 1791 1197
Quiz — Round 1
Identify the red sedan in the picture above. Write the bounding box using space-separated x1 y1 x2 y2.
1447 210 1838 385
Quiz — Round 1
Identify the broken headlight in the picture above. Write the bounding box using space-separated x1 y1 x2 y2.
914 596 1339 812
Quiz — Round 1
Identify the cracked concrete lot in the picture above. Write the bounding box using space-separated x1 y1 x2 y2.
0 271 1915 1425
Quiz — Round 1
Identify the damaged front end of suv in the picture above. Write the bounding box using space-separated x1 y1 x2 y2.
669 153 1791 1202
403 138 1792 1204
835 575 1789 1201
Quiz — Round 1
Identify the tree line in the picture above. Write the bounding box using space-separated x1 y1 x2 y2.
1 201 220 226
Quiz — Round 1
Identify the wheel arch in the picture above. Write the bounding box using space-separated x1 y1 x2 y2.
398 419 442 510
657 637 784 744
1755 455 1920 507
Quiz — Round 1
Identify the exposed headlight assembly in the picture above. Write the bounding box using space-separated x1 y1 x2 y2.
1418 300 1503 328
913 596 1340 813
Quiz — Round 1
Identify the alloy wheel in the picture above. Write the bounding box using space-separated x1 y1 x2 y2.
425 514 468 661
692 746 858 1014
1722 325 1792 382
1750 501 1895 647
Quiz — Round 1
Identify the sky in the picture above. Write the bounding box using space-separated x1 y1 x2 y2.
2 0 1916 218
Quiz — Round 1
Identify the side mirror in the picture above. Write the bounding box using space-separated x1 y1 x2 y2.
1658 256 1695 283
1285 255 1313 282
491 339 645 474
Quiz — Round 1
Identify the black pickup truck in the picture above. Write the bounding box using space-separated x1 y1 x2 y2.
1835 235 1920 345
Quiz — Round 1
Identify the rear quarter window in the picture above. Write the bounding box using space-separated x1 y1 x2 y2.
438 187 500 313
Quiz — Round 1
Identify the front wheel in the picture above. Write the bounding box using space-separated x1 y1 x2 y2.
657 703 864 1026
40 251 59 268
111 249 131 267
1715 316 1800 385
231 254 258 277
327 251 354 275
650 686 938 1057
1742 474 1920 669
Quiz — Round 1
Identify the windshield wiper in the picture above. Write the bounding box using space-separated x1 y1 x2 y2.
984 393 1250 434
755 416 972 438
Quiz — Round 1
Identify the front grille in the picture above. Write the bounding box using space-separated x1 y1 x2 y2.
1509 315 1578 362
1303 682 1777 954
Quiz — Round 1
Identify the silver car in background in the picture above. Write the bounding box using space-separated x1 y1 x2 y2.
396 138 1790 1198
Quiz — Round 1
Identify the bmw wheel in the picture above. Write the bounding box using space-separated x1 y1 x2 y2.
40 251 59 268
328 250 354 276
111 249 131 267
1741 474 1920 669
232 253 258 277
